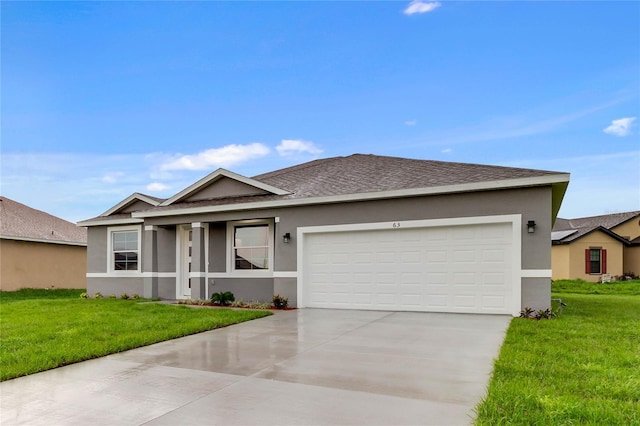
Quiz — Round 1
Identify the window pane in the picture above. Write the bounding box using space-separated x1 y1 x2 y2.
248 247 268 269
235 248 268 270
114 252 138 270
235 225 268 247
590 249 601 274
113 231 138 251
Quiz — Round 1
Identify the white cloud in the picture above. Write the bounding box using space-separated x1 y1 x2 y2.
276 139 323 156
404 1 441 16
146 182 170 192
161 143 270 171
603 117 636 137
441 148 452 153
404 120 417 126
102 172 124 183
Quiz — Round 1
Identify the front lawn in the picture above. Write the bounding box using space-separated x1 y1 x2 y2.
475 280 640 425
0 289 272 382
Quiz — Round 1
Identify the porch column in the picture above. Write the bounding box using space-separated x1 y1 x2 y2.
191 222 206 299
142 225 158 299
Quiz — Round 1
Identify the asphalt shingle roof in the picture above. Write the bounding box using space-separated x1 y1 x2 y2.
552 211 640 244
84 154 567 222
254 154 561 197
0 196 87 244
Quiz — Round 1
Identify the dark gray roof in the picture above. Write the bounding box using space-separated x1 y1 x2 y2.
0 196 87 244
552 211 640 244
83 154 567 222
254 154 562 197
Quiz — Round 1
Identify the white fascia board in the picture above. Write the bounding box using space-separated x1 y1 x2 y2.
101 193 161 217
77 218 144 227
160 168 290 207
135 173 571 219
0 235 87 247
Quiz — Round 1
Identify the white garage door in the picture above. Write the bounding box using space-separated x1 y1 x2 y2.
302 222 515 314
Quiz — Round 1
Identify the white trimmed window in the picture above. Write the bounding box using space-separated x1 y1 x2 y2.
230 220 273 272
108 226 141 273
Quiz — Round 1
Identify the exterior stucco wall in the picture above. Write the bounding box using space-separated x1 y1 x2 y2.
208 278 274 303
87 277 144 297
521 277 551 310
0 239 87 291
611 218 640 241
88 185 555 310
551 245 571 280
157 227 176 272
148 186 553 273
184 177 269 202
158 277 176 299
274 277 297 307
208 222 226 272
87 227 108 273
121 200 153 214
623 246 640 276
564 232 624 282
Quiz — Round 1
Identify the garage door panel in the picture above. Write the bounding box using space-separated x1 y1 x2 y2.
303 222 514 314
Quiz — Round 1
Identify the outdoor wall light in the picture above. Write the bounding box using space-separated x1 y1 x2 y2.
527 220 537 234
283 232 291 243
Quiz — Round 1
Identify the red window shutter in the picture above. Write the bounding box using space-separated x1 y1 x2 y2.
585 249 591 274
602 249 607 274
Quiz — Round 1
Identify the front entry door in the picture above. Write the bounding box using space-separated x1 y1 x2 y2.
178 225 192 299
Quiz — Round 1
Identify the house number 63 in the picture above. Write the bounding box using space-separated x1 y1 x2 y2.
392 222 401 228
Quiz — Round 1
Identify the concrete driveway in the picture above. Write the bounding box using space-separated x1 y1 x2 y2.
0 309 510 425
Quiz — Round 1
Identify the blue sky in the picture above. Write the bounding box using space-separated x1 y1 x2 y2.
2 1 639 223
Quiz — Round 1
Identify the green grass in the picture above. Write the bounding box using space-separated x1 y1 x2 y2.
475 280 640 425
0 288 85 301
552 278 640 295
0 289 272 381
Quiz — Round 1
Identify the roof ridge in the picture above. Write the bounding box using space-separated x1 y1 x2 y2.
253 156 344 180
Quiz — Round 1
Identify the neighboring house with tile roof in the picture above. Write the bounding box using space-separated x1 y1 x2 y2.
0 196 87 291
551 211 640 281
79 154 570 316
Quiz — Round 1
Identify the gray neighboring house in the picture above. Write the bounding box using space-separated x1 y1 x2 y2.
79 154 569 316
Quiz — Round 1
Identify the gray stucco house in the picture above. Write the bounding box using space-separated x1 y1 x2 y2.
79 154 569 316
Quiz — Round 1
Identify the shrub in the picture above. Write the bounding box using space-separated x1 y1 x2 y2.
519 307 535 319
520 307 556 320
272 294 289 310
80 292 89 299
93 292 103 299
108 294 117 299
120 293 129 300
210 291 235 306
131 294 140 299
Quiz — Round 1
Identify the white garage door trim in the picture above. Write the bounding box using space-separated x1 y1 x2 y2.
297 214 523 316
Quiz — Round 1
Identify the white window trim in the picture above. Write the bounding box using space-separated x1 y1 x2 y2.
227 219 274 275
107 225 142 275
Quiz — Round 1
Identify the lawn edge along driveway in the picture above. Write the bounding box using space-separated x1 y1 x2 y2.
475 280 640 425
0 291 272 381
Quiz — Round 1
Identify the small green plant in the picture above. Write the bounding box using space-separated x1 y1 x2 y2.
520 307 555 320
536 308 556 319
519 307 535 318
80 292 89 299
272 294 289 310
108 294 117 299
93 292 103 299
210 291 235 306
120 293 129 300
131 294 140 299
